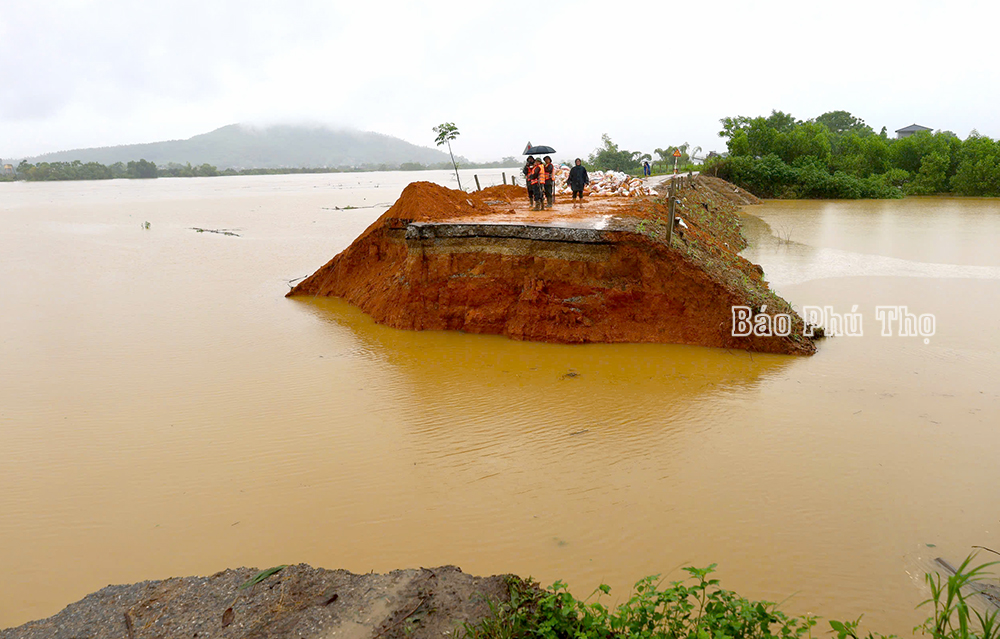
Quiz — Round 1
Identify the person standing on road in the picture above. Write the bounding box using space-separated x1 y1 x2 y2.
542 156 555 208
568 158 589 207
522 156 536 205
529 158 545 211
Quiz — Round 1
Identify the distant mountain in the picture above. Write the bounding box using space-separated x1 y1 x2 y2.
27 124 462 169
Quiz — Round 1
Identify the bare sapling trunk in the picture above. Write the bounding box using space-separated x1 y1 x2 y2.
447 142 462 191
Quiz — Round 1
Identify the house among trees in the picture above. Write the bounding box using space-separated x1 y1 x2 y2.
2 163 15 176
895 124 932 139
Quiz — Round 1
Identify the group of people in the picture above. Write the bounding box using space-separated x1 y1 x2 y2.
522 155 554 211
522 156 591 210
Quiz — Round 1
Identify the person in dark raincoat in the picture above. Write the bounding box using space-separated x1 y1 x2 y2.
542 156 555 208
568 158 589 206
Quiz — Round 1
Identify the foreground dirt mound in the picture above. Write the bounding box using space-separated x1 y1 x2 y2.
384 181 497 223
478 183 525 202
1 565 511 639
288 181 814 355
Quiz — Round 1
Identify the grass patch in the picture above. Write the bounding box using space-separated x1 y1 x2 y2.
238 565 287 590
463 565 817 639
617 176 816 344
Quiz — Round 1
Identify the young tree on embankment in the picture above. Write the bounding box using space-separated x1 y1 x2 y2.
433 122 463 191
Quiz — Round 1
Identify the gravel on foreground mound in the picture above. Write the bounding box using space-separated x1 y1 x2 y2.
1 565 512 639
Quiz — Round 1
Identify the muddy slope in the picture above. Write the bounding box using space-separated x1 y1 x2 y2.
288 180 814 355
1 565 511 639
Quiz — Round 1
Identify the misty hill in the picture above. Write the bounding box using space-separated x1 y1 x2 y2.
27 124 462 169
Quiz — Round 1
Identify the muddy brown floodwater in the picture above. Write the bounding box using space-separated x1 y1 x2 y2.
1 173 998 634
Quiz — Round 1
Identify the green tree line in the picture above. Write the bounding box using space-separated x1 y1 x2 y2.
12 159 160 181
708 110 1000 198
2 156 524 182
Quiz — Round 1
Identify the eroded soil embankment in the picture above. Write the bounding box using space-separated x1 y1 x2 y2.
289 180 814 355
1 565 511 639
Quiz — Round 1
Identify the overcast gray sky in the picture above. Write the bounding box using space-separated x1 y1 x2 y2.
2 0 998 161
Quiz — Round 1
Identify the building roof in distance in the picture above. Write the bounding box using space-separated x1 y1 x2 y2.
895 124 933 133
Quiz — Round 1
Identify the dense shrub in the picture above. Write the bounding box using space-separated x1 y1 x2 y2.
716 110 1000 198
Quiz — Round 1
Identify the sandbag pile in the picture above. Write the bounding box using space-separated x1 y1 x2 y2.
552 166 655 197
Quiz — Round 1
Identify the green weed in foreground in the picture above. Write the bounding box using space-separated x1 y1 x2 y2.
238 564 287 591
464 564 818 639
914 555 1000 639
464 557 1000 639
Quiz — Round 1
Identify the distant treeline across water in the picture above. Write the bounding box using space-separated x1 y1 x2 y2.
0 158 523 182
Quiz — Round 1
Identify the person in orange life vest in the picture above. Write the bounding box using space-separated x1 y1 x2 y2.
522 156 536 204
529 160 545 211
542 156 555 208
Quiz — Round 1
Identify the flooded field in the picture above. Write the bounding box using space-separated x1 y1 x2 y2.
1 173 998 632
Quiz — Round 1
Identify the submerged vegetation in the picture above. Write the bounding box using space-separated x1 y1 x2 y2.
464 557 1000 639
708 110 1000 199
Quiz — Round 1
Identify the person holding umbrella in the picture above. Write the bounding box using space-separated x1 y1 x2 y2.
522 142 557 210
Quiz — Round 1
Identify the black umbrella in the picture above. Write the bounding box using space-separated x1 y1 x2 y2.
523 141 556 155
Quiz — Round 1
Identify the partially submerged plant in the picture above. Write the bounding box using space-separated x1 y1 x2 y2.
433 122 463 191
917 555 1000 639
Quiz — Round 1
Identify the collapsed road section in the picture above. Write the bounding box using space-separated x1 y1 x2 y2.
287 179 816 355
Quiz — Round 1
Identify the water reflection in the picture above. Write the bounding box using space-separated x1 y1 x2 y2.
289 296 797 456
282 296 817 618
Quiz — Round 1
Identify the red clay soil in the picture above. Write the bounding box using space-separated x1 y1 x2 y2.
478 183 524 202
288 181 815 355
